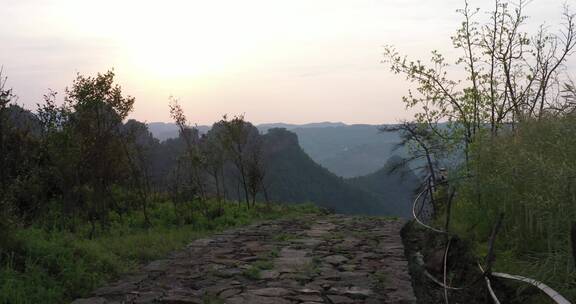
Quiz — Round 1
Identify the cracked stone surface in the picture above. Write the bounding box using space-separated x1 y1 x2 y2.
71 215 416 304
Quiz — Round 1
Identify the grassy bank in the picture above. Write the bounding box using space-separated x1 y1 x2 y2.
0 200 320 304
448 116 576 302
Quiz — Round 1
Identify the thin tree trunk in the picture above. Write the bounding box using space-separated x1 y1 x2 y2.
571 222 576 269
213 168 221 201
221 165 228 201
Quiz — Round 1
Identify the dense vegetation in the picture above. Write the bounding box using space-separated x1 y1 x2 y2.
0 66 419 303
0 69 326 304
384 0 576 301
149 122 409 178
451 117 576 300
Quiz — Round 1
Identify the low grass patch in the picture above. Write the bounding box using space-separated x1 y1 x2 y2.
273 233 298 242
0 201 320 304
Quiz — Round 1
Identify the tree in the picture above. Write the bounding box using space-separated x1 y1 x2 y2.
218 115 263 207
381 122 451 215
381 122 447 180
202 124 229 201
0 70 45 223
245 134 265 206
168 98 206 201
561 79 576 113
0 67 14 204
0 68 16 244
60 70 135 237
121 119 159 226
383 0 576 162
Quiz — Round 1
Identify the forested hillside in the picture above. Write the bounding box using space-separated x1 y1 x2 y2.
0 68 421 303
141 125 420 216
0 69 417 236
136 123 420 216
148 122 407 178
261 128 417 215
346 155 420 218
292 125 406 178
0 71 334 304
146 121 421 216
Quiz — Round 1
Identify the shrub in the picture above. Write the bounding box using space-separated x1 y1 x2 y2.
450 115 576 300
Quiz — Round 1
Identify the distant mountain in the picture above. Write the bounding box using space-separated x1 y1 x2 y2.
346 155 421 218
290 124 407 177
319 142 395 177
260 128 420 216
148 121 348 141
258 121 346 132
261 128 391 215
147 122 210 141
147 122 406 178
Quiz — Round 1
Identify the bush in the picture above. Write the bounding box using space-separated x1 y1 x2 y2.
450 115 576 300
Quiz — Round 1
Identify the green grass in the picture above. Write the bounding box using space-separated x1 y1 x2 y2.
267 248 280 258
242 257 276 280
447 116 576 302
0 201 320 304
272 233 298 242
242 265 262 280
372 271 389 289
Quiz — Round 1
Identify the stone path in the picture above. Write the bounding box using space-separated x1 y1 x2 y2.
72 215 416 304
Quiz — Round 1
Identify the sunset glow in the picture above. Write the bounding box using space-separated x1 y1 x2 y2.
0 0 568 124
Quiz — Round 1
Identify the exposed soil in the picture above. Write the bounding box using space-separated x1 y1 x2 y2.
401 221 545 304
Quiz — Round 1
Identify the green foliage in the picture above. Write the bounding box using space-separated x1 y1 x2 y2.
450 116 576 300
242 265 261 280
0 200 319 304
273 233 297 242
384 1 576 175
372 271 389 289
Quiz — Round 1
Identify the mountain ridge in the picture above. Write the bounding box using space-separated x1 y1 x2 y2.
147 121 406 178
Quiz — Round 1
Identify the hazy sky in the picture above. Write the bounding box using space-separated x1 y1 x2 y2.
0 0 570 124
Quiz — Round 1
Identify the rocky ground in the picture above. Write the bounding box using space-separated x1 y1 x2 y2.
72 215 417 304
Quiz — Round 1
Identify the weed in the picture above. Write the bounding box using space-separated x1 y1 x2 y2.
273 233 297 242
372 271 388 289
242 265 261 280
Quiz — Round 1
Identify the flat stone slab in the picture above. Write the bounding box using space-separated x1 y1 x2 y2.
72 215 416 303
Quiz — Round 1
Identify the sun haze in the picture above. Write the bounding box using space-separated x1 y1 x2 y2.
0 0 567 125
